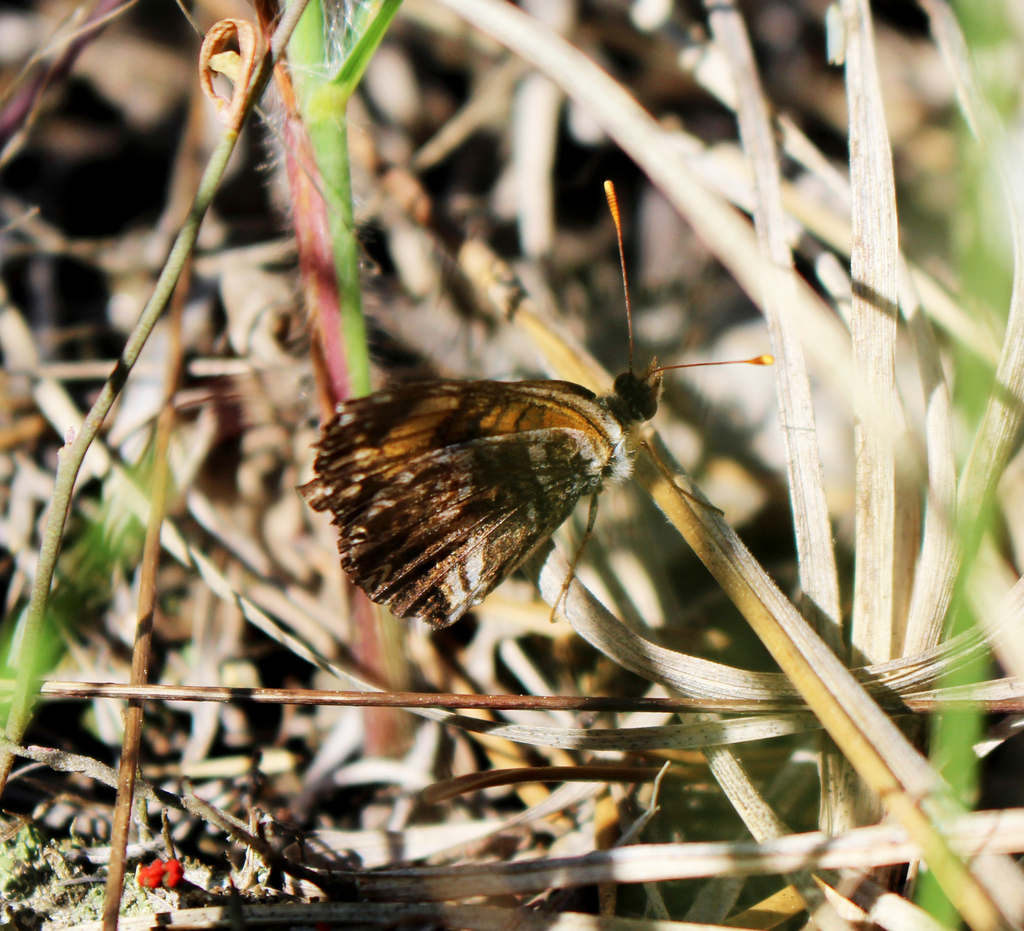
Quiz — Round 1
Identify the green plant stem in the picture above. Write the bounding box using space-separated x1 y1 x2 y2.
288 0 404 399
288 0 367 397
317 106 370 397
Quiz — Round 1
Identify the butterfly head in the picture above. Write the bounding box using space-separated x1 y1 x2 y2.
612 359 663 424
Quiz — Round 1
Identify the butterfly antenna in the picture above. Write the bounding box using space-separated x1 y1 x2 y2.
604 180 634 375
655 355 774 373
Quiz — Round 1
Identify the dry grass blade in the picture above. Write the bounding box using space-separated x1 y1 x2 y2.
528 543 795 702
899 263 958 658
971 572 1024 683
21 354 1016 728
462 236 922 737
701 745 848 931
823 873 953 931
839 0 899 672
705 0 840 652
349 807 1024 902
99 65 207 930
703 0 849 867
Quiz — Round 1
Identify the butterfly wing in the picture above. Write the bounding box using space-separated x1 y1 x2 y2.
301 380 620 627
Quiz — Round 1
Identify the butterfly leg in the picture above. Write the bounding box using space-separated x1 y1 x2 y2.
550 493 599 623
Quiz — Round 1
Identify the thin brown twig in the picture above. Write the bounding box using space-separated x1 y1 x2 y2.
101 269 190 931
18 678 1024 714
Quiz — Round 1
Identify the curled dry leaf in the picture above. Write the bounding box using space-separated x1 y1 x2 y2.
198 19 263 124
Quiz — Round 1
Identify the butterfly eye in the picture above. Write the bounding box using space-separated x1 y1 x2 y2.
612 372 633 397
613 371 660 422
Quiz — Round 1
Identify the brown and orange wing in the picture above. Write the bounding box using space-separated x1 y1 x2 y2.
300 380 613 627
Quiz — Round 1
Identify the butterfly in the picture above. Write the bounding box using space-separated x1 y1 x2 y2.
300 182 770 627
299 362 663 627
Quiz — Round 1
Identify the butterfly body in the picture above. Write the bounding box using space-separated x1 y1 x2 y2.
300 363 663 627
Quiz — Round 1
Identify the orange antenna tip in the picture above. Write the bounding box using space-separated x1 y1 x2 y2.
604 180 620 226
655 354 775 373
604 179 634 373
